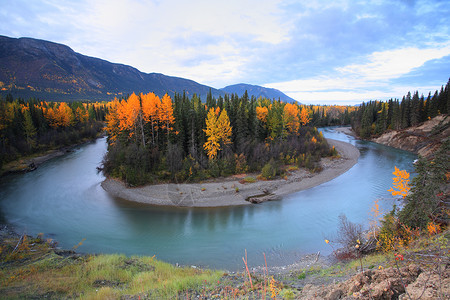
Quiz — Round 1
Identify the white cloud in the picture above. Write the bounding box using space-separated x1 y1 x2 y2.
1 0 449 102
266 45 450 104
337 46 450 80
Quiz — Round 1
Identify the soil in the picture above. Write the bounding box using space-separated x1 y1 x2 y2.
373 115 449 157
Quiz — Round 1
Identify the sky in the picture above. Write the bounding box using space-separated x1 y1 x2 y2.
0 0 449 105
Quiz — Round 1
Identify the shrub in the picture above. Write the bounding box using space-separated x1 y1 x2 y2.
243 176 256 183
335 214 365 254
261 159 281 180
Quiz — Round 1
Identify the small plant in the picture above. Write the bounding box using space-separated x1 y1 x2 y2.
243 176 256 183
269 276 280 298
297 271 306 280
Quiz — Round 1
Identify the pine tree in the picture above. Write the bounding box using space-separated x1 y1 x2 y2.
23 109 37 150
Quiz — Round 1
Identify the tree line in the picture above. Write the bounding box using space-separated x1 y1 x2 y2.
103 91 337 185
351 79 449 138
0 94 107 169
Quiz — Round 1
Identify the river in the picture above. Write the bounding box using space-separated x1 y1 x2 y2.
0 128 416 269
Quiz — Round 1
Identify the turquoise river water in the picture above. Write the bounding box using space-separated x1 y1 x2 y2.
0 128 416 269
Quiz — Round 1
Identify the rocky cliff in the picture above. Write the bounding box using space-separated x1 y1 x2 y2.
373 115 449 157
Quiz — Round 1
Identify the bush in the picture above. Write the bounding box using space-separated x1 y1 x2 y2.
336 214 365 254
261 159 281 180
243 176 256 183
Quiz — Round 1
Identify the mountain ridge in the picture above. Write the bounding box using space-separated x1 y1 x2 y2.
0 35 297 102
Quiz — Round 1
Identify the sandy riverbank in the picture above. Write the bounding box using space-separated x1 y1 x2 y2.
0 136 105 177
101 138 360 207
334 126 357 138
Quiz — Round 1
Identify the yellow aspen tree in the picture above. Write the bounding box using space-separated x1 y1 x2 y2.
217 108 232 146
300 107 311 126
158 93 175 138
256 105 269 123
283 103 300 134
203 107 232 160
75 106 89 123
56 102 74 127
203 108 220 160
105 98 120 144
388 166 410 198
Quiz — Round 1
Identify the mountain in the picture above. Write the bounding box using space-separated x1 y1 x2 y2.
221 83 298 103
0 35 298 103
0 36 223 101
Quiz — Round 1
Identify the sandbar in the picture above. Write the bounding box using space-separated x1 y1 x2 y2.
101 138 360 207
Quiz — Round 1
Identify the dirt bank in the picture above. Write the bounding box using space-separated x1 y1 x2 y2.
372 114 449 157
101 138 360 207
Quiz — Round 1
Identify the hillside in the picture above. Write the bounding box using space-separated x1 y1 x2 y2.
0 36 223 101
373 115 449 157
221 83 298 103
0 36 298 103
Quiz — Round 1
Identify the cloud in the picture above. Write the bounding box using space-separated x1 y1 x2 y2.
337 46 450 81
266 46 450 105
0 0 449 102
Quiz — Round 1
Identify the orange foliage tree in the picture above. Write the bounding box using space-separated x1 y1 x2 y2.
43 102 74 128
141 92 160 145
117 92 141 137
75 107 89 124
299 107 311 126
105 98 121 144
256 105 269 123
158 94 175 138
283 103 300 134
387 166 410 198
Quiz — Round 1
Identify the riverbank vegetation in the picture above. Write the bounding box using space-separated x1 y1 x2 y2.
103 91 341 186
1 225 448 299
351 78 449 139
0 95 107 170
321 140 449 298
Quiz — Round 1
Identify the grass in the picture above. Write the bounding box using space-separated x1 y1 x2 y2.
242 176 256 183
0 235 222 299
2 230 447 299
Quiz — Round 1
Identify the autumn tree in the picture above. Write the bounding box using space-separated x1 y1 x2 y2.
105 98 121 144
159 94 175 139
44 102 74 128
141 92 160 145
117 93 141 139
75 106 89 124
203 107 232 160
256 105 268 123
299 107 311 126
387 166 410 198
283 103 300 134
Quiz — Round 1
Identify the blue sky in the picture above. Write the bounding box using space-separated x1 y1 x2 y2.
1 0 449 105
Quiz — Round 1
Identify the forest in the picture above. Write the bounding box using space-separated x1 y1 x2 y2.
351 78 449 138
102 91 349 185
0 94 107 169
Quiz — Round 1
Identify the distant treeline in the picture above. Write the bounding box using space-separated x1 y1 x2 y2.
0 94 107 168
103 91 343 185
352 79 450 138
